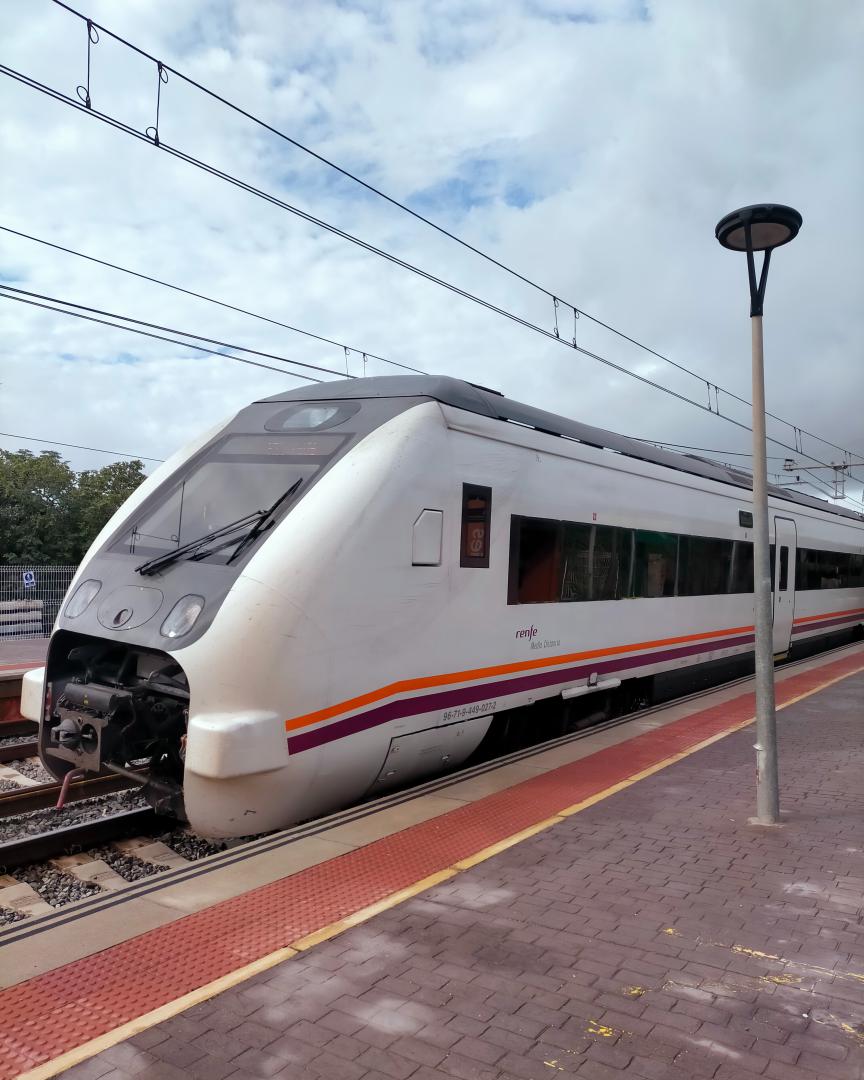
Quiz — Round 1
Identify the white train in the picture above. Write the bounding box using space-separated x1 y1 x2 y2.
24 376 864 835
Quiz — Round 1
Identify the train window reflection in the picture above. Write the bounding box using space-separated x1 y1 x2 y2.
559 523 591 601
561 524 631 601
113 427 356 561
796 547 864 589
678 536 734 597
508 518 778 604
633 531 677 598
729 541 754 593
120 462 319 558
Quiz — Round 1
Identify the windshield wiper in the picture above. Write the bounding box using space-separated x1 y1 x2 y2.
135 510 266 577
226 478 303 565
134 478 304 577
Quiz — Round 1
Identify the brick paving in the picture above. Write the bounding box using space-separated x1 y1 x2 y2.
62 670 864 1080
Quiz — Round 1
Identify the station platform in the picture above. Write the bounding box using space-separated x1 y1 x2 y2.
2 643 863 1080
0 638 47 725
0 638 49 678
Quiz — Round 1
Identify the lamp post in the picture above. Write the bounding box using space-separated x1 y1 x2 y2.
715 203 802 826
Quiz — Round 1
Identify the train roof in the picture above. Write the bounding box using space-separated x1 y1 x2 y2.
258 375 863 523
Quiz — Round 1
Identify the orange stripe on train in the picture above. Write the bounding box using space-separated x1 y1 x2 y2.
284 621 755 733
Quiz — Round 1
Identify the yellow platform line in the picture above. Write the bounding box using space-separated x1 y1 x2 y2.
19 658 864 1080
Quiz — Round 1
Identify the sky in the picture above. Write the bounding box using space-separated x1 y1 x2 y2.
1 0 862 511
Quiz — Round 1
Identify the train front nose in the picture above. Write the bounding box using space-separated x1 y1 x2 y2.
38 631 190 819
182 709 291 836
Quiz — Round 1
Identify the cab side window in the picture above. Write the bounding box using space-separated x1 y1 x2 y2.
460 485 492 568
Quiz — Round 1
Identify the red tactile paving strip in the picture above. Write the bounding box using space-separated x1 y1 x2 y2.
1 651 862 1078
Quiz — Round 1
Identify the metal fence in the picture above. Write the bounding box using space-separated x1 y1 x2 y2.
0 565 78 639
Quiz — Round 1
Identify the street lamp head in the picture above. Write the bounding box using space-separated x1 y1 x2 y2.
715 203 802 253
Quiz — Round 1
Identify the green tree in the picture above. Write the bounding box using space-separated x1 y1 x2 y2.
0 450 147 564
73 459 147 557
0 450 78 563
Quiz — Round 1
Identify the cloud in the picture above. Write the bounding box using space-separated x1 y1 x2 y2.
0 0 861 510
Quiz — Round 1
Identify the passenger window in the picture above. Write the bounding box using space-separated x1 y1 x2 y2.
632 531 677 598
778 547 789 591
560 523 592 601
509 517 559 602
729 541 754 593
590 525 631 601
678 537 734 596
460 484 492 568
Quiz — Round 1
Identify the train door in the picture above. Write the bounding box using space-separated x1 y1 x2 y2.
773 516 797 657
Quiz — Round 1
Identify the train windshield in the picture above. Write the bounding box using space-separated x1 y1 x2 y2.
113 432 347 561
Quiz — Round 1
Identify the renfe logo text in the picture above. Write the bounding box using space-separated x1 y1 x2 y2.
516 625 538 639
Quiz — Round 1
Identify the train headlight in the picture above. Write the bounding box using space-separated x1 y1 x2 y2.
160 595 205 639
64 579 102 618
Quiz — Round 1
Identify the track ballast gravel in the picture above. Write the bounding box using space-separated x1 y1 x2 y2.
0 788 147 844
5 758 52 783
157 830 226 860
13 863 101 907
88 846 168 881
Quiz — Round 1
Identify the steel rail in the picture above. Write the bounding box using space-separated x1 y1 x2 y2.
0 807 157 870
0 740 38 765
0 772 139 820
0 720 37 739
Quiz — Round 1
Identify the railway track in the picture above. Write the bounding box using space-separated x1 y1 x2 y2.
0 772 141 820
0 807 157 870
0 739 38 765
0 720 37 739
0 637 860 921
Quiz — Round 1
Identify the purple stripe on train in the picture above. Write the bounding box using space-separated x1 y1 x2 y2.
791 613 862 635
287 631 756 754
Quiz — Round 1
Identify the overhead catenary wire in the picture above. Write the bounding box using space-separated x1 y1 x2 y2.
647 444 864 511
37 1 864 465
3 293 862 512
632 444 864 495
635 438 864 509
0 287 322 381
2 53 860 480
0 65 843 473
0 431 164 463
633 440 787 459
4 23 862 506
0 283 349 381
4 281 859 514
800 470 864 512
636 441 864 501
0 224 427 376
642 443 864 503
